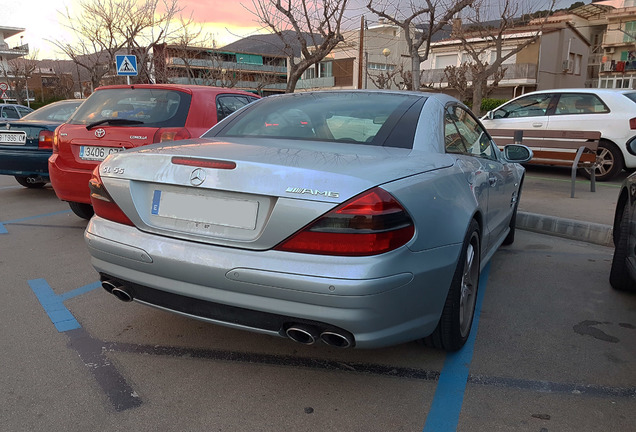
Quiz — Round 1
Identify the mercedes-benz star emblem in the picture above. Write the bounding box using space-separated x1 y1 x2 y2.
190 168 206 186
95 128 106 138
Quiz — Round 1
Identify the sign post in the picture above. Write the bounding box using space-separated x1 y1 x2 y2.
115 55 138 85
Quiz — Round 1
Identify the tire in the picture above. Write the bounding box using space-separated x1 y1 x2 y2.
424 219 481 351
68 201 94 220
609 206 636 292
579 141 623 181
14 175 46 189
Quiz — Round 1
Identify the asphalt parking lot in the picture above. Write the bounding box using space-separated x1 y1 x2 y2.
1 173 635 432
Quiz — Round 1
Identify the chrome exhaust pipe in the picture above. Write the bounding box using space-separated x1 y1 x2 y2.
285 325 319 345
101 279 119 293
111 287 133 302
320 331 353 348
101 280 133 302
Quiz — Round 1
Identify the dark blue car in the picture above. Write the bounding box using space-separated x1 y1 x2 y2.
0 99 83 188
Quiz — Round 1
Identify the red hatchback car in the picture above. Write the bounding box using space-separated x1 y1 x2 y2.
49 84 259 219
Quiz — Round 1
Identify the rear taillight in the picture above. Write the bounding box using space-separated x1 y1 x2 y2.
275 187 414 256
52 127 60 153
88 167 134 226
153 128 191 143
630 118 636 130
38 130 54 149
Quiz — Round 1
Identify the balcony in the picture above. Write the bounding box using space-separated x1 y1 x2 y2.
167 57 286 74
295 76 336 89
0 43 28 60
168 77 287 90
420 63 538 86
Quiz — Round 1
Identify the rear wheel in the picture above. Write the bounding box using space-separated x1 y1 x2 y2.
424 219 480 351
68 201 94 220
579 141 623 181
609 206 636 292
14 175 46 189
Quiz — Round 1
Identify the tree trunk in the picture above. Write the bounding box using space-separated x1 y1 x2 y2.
472 84 484 117
411 56 420 91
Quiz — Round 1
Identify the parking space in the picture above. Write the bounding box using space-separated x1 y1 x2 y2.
1 174 635 431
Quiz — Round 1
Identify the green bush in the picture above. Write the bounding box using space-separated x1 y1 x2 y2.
481 98 508 113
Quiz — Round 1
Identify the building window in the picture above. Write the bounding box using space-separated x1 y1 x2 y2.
368 62 395 71
435 53 458 69
624 21 636 43
319 61 333 77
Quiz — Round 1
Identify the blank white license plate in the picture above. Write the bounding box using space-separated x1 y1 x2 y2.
79 146 124 161
0 131 26 145
151 190 258 230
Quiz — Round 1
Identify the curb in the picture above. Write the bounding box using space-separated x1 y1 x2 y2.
517 211 614 247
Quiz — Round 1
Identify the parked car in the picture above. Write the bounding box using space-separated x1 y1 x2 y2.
0 103 33 119
48 84 259 219
0 99 83 188
481 88 636 181
84 90 532 351
610 136 636 292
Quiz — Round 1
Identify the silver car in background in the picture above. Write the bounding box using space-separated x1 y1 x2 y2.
85 91 532 351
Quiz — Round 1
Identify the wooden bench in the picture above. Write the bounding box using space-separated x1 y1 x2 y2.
487 129 601 198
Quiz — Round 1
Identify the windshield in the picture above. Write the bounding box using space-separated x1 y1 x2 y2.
68 88 191 128
22 101 83 122
208 92 421 147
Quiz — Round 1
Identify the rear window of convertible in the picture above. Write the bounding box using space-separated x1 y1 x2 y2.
67 88 191 128
208 92 424 148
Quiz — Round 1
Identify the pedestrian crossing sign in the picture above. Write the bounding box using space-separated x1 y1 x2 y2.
116 55 138 76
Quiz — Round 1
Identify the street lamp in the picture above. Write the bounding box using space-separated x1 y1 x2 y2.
382 48 391 89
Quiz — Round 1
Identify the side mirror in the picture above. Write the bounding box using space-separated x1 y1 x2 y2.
503 144 533 163
486 110 494 120
627 136 636 156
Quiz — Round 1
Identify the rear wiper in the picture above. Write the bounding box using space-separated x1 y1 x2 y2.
86 118 145 130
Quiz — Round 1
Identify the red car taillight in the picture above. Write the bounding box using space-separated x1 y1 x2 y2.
153 127 191 143
52 127 60 153
88 167 134 226
38 130 54 149
275 187 414 256
630 118 636 130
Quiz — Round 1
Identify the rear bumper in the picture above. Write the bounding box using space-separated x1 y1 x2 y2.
85 216 462 349
0 148 50 178
48 154 94 203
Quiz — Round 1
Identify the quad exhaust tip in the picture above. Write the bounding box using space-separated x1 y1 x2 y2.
285 324 354 348
101 280 133 302
285 325 318 345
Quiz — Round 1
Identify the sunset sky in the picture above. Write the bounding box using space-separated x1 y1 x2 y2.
3 0 579 61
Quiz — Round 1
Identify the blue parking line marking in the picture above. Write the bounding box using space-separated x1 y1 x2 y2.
0 209 71 234
28 279 100 332
422 262 491 432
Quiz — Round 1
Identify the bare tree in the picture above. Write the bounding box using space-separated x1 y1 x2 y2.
248 0 349 93
443 0 556 115
367 64 402 89
51 0 185 90
0 51 39 105
367 0 473 90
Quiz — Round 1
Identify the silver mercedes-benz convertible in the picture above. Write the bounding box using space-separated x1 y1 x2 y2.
84 90 531 351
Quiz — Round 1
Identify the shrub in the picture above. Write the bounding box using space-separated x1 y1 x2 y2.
481 98 508 113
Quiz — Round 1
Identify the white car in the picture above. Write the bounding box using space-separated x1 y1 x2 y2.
481 88 636 180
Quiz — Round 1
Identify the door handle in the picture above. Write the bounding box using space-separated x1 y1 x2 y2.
532 122 543 128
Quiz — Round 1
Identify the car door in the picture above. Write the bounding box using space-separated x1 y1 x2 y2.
482 93 554 131
446 105 516 250
546 92 610 134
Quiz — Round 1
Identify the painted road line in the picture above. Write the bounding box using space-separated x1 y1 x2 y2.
0 209 71 234
422 262 491 432
29 279 99 332
28 278 142 411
